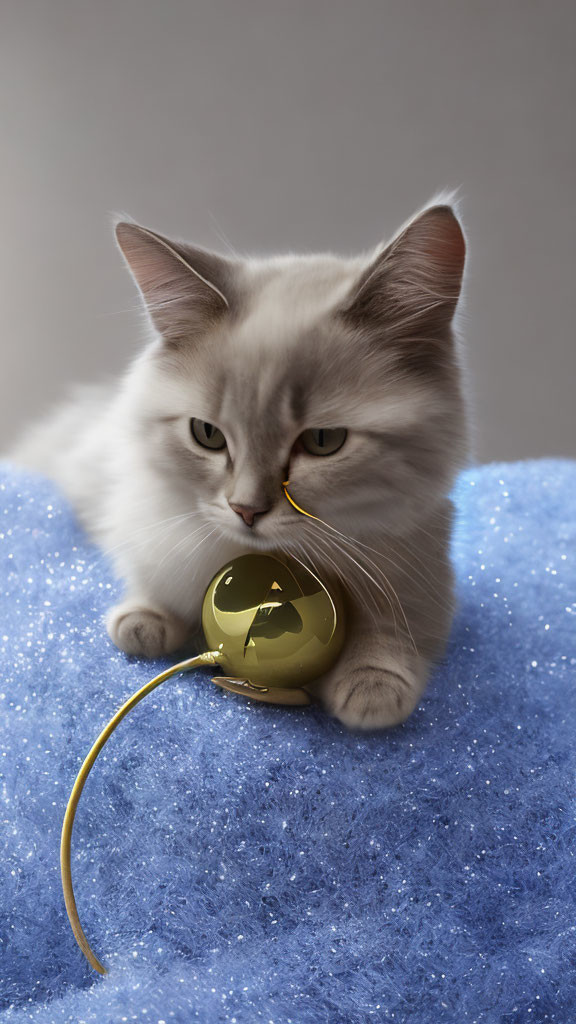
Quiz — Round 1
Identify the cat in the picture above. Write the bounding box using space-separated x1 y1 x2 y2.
10 199 468 730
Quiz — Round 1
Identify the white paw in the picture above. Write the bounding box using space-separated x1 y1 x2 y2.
107 602 190 658
322 664 424 730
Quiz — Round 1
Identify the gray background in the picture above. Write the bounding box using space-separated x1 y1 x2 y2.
1 0 575 462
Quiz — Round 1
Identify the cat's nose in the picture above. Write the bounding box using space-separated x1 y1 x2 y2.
229 502 271 528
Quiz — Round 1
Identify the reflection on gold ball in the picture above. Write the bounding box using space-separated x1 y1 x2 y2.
202 553 345 690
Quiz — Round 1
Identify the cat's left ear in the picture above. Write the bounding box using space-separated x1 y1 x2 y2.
341 204 466 341
115 221 237 343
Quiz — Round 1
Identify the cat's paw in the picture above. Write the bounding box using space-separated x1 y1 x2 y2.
322 663 424 730
107 602 190 658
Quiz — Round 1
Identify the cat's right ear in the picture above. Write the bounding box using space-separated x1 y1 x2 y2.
115 221 236 343
340 204 466 344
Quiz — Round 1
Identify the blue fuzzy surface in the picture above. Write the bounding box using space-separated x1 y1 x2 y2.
0 460 575 1024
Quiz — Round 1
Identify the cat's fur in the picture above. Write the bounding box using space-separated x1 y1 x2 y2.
11 201 468 730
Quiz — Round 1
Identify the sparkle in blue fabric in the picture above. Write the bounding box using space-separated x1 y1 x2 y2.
0 460 574 1024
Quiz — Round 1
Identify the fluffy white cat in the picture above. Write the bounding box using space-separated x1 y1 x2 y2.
11 201 468 729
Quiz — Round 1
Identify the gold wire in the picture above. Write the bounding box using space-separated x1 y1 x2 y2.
60 651 221 974
61 485 316 974
282 480 321 521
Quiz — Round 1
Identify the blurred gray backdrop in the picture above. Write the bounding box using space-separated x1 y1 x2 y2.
1 0 575 462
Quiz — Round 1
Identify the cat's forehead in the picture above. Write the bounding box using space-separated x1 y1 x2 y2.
238 255 359 338
197 257 360 423
156 253 435 432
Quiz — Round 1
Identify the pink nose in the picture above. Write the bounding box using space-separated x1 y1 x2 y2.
229 503 270 528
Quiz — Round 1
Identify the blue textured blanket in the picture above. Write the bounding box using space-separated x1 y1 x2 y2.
0 460 574 1023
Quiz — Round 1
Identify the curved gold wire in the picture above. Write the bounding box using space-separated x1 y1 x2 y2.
62 486 319 974
60 651 221 974
282 480 320 521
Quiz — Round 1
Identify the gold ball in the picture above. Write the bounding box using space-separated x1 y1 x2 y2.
201 553 345 690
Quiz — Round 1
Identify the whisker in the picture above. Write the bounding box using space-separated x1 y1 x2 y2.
147 523 214 585
301 532 380 632
302 521 402 648
320 515 453 614
307 519 419 658
173 527 221 589
303 504 453 628
85 511 207 570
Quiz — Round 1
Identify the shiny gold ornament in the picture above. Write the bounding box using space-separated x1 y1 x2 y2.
61 548 345 975
203 553 344 703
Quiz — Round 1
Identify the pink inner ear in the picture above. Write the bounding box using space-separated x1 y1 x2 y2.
116 224 191 296
115 222 231 342
343 205 467 342
416 209 466 276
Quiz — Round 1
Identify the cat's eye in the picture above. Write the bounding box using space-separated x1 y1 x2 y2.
190 418 227 451
300 427 347 456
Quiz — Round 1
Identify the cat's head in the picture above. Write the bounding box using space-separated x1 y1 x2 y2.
115 202 467 552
